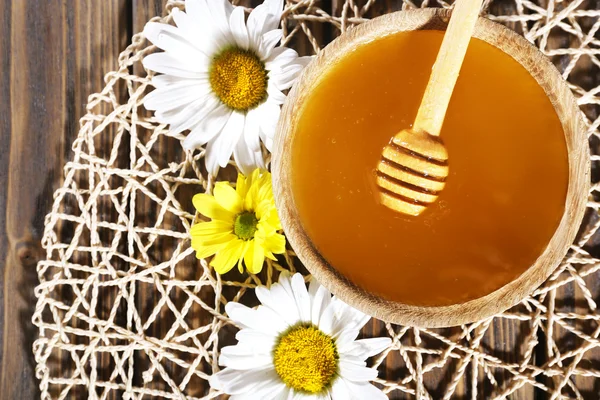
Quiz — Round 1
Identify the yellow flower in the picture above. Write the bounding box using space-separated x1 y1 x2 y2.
190 169 286 274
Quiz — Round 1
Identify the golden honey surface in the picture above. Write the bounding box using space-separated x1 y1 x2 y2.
291 30 569 306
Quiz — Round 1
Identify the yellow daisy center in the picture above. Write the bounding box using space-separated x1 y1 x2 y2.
273 324 339 394
209 47 268 111
234 211 258 241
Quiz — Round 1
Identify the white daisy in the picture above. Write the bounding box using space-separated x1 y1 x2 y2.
210 272 391 399
142 0 309 175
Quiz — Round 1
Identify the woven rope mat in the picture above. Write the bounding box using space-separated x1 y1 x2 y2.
32 0 600 399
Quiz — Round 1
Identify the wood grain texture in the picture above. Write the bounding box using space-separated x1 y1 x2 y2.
0 1 128 398
0 0 594 399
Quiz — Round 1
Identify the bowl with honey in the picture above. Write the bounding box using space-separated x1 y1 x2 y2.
272 9 589 327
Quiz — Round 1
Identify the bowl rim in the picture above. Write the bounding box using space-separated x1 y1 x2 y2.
272 8 590 328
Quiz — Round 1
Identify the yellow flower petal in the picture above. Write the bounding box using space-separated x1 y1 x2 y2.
195 232 237 247
257 177 274 204
244 239 265 274
243 240 256 273
263 232 286 255
244 187 256 212
243 169 264 211
193 242 226 260
190 220 233 236
193 193 234 221
213 182 243 214
236 173 249 199
211 239 245 275
237 241 250 273
191 169 280 276
255 208 281 232
250 168 261 185
267 208 282 230
243 239 265 274
255 199 269 220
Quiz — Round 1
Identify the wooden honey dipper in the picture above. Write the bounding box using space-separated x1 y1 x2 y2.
376 0 484 216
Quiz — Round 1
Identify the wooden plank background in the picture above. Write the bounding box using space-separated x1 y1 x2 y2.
0 0 595 399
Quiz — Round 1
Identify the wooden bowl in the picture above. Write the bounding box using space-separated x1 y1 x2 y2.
272 8 589 328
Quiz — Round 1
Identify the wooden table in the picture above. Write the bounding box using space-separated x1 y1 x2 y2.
0 1 597 399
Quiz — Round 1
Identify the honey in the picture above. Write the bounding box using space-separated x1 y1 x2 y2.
291 30 568 306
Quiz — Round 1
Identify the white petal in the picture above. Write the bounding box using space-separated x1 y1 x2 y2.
156 95 215 134
298 55 313 66
344 380 387 400
257 101 281 150
221 342 271 357
230 394 256 400
143 83 207 112
309 277 332 327
225 302 255 329
247 2 272 52
209 367 275 394
234 136 263 177
168 95 219 134
339 361 378 382
219 348 273 370
235 328 277 348
185 0 207 23
229 6 249 50
255 149 266 169
209 0 235 43
183 104 230 148
186 0 232 50
144 21 208 63
335 329 361 349
291 273 311 323
205 137 221 176
226 302 288 335
144 21 178 46
259 281 300 325
318 301 336 336
221 0 235 17
151 74 201 89
308 275 320 299
331 378 350 399
281 387 294 400
219 353 272 370
264 136 274 152
232 376 287 400
330 299 370 338
173 6 219 55
142 53 204 78
266 47 300 70
261 383 288 400
266 85 286 105
213 111 243 167
230 379 285 400
171 8 198 38
269 62 305 91
244 108 262 152
263 0 284 22
313 392 332 400
275 271 297 302
259 29 283 59
339 338 391 360
258 0 283 34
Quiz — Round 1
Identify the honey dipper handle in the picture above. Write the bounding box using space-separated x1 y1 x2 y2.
413 0 484 136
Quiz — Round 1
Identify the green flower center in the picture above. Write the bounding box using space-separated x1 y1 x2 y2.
234 211 258 241
273 323 339 394
209 47 268 111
